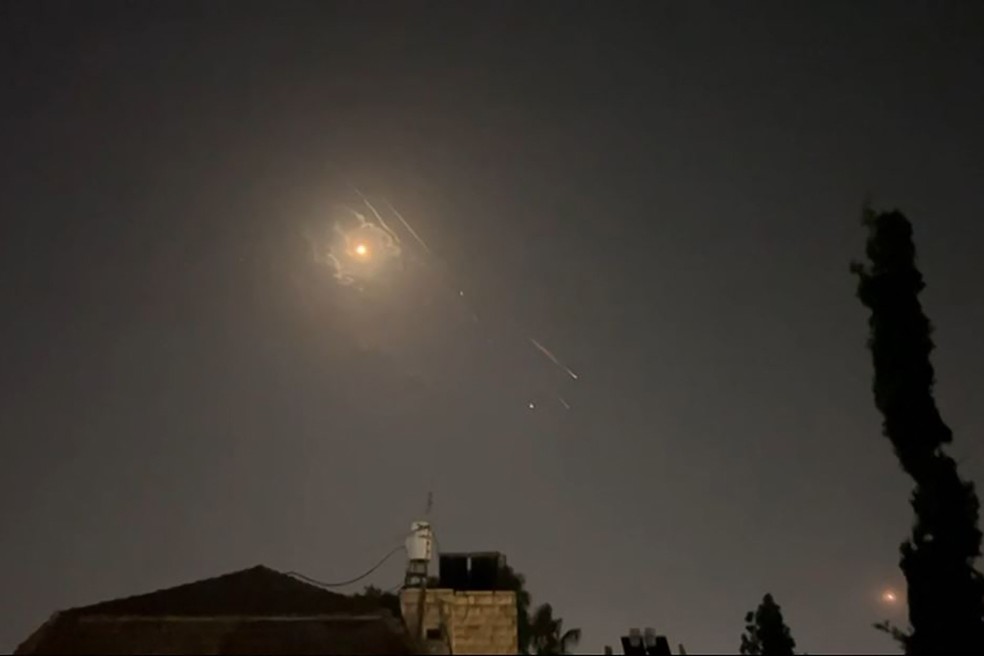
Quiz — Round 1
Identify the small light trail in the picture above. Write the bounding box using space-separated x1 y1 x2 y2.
529 337 580 381
382 198 432 256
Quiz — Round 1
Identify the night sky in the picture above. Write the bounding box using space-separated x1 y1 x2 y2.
3 1 984 653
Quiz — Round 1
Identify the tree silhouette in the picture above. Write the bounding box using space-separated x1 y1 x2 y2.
852 207 984 653
498 564 580 654
528 602 582 655
498 563 534 653
739 593 796 655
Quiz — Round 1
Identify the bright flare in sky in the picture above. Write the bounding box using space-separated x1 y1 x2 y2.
354 243 369 257
881 590 898 604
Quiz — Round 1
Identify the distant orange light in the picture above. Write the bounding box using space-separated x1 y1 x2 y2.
881 590 898 604
354 243 369 257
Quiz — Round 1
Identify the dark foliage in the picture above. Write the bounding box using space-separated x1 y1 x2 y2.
498 563 580 654
852 208 984 653
740 594 796 655
499 563 534 653
528 603 581 655
350 585 401 618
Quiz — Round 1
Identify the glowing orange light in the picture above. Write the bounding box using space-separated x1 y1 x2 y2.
881 590 898 604
354 243 369 257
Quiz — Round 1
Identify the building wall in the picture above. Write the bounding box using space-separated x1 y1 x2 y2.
400 588 518 655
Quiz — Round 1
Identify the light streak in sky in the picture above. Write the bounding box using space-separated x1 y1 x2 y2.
380 194 584 398
349 183 402 245
317 207 401 287
528 337 579 381
325 184 583 412
382 198 432 256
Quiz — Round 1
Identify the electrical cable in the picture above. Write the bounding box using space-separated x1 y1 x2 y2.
286 544 406 588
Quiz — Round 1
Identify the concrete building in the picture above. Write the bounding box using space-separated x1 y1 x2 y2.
400 552 518 655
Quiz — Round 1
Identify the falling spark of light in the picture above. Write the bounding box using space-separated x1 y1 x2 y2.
529 337 579 381
382 198 432 255
881 590 899 604
528 401 536 410
557 395 571 410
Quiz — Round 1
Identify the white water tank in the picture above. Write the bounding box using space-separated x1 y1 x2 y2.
406 521 433 562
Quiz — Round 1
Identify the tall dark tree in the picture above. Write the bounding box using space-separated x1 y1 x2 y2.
528 603 581 655
852 208 984 653
739 593 796 656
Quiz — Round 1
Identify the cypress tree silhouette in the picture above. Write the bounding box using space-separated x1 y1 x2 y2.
852 207 984 653
739 593 796 655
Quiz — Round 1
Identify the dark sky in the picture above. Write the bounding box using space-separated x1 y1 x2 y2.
3 1 984 652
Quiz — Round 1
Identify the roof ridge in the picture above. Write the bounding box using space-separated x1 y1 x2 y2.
76 614 391 622
62 565 279 612
59 564 375 618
